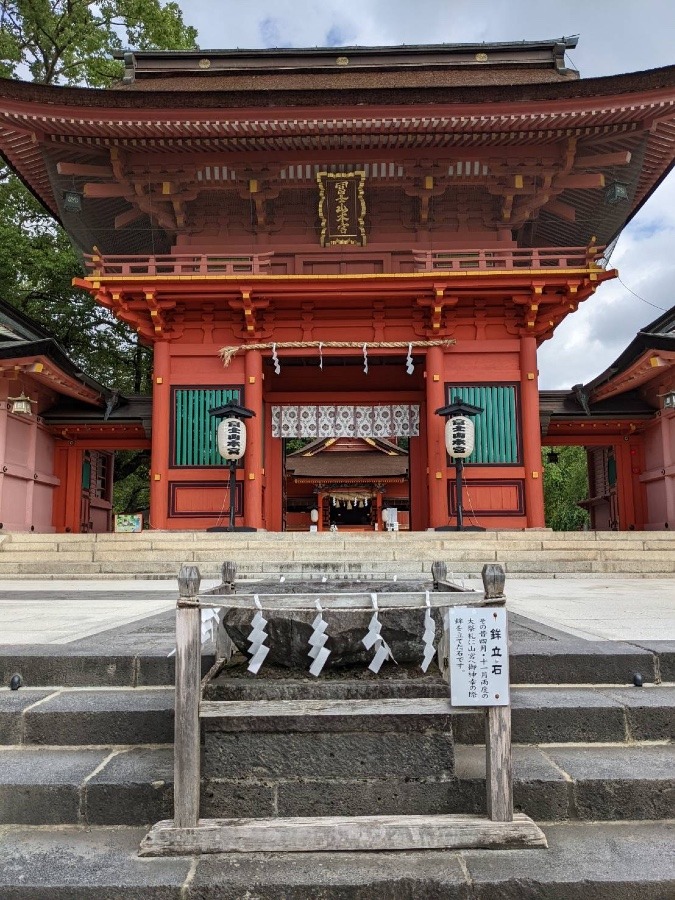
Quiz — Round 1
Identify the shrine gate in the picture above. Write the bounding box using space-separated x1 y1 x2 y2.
1 39 675 532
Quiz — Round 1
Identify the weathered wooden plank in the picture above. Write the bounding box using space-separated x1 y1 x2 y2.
186 593 503 611
486 704 514 822
174 566 202 829
140 812 547 856
199 696 474 724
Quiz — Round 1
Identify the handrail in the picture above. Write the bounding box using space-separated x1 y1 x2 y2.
83 245 605 278
83 252 274 277
412 244 606 271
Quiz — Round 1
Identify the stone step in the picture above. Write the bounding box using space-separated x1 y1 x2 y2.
1 635 670 689
2 684 672 747
3 530 675 578
0 820 672 898
0 743 673 827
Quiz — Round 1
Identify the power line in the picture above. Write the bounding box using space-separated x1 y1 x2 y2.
616 273 668 313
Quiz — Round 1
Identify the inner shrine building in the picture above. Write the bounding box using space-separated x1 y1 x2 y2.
2 38 675 532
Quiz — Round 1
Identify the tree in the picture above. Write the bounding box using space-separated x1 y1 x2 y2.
543 445 591 531
0 0 197 85
0 1 198 510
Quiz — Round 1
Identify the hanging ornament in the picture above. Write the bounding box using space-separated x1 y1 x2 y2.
420 591 436 672
201 607 221 646
318 342 323 370
308 599 331 676
363 343 368 374
271 343 281 375
247 595 270 674
406 343 414 375
362 593 394 674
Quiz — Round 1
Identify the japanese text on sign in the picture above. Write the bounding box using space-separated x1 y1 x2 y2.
448 606 509 706
317 171 367 247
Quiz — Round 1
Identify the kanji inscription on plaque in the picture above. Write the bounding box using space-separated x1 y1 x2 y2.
449 606 509 706
317 171 366 246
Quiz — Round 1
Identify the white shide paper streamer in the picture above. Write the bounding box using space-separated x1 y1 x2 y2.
362 592 394 674
420 590 435 672
308 599 331 677
247 595 270 674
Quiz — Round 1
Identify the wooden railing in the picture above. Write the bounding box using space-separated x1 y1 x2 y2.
412 244 606 272
84 244 605 278
84 252 274 277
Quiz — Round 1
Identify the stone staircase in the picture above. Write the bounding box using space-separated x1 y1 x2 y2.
0 618 673 897
2 528 675 578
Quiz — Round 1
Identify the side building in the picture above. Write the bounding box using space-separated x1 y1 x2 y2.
0 298 148 532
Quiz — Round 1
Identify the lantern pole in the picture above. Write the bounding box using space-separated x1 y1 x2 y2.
207 400 256 533
455 457 465 532
435 397 485 533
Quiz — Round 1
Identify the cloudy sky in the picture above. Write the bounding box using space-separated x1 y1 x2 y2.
174 0 675 389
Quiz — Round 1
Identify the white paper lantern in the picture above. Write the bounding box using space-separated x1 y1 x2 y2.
310 508 319 523
217 417 247 460
445 415 475 459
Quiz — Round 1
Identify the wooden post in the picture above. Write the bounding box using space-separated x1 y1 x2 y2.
437 605 450 679
486 705 514 822
174 564 202 828
216 561 237 662
431 560 448 588
482 563 506 599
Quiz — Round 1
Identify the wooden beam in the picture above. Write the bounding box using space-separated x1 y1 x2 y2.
557 173 606 189
546 199 576 222
114 208 144 230
57 162 114 178
84 183 129 198
199 697 474 727
139 813 547 856
575 151 632 168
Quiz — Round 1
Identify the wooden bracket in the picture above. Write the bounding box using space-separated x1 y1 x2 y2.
228 290 269 336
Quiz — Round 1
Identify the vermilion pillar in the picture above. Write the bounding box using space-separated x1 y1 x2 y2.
244 349 264 529
520 336 545 527
150 341 170 529
52 443 83 533
425 346 448 528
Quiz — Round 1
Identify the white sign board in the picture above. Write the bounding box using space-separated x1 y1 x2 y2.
448 606 509 706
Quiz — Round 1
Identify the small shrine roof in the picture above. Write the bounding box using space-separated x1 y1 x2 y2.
115 38 579 89
286 437 409 480
0 299 106 405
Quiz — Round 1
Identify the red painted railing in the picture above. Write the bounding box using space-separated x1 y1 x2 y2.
412 245 606 271
84 245 605 277
84 252 274 276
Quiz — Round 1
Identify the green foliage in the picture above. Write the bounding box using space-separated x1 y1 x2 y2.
0 0 199 508
0 0 197 85
543 445 591 531
0 169 152 392
112 449 149 514
285 438 314 456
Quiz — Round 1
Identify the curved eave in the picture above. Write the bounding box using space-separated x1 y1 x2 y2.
2 65 675 234
1 63 674 108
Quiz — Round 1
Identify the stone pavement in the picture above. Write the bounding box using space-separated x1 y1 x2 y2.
1 576 672 645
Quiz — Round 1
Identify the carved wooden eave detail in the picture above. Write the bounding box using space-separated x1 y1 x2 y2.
415 287 458 333
227 289 269 336
0 357 102 405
